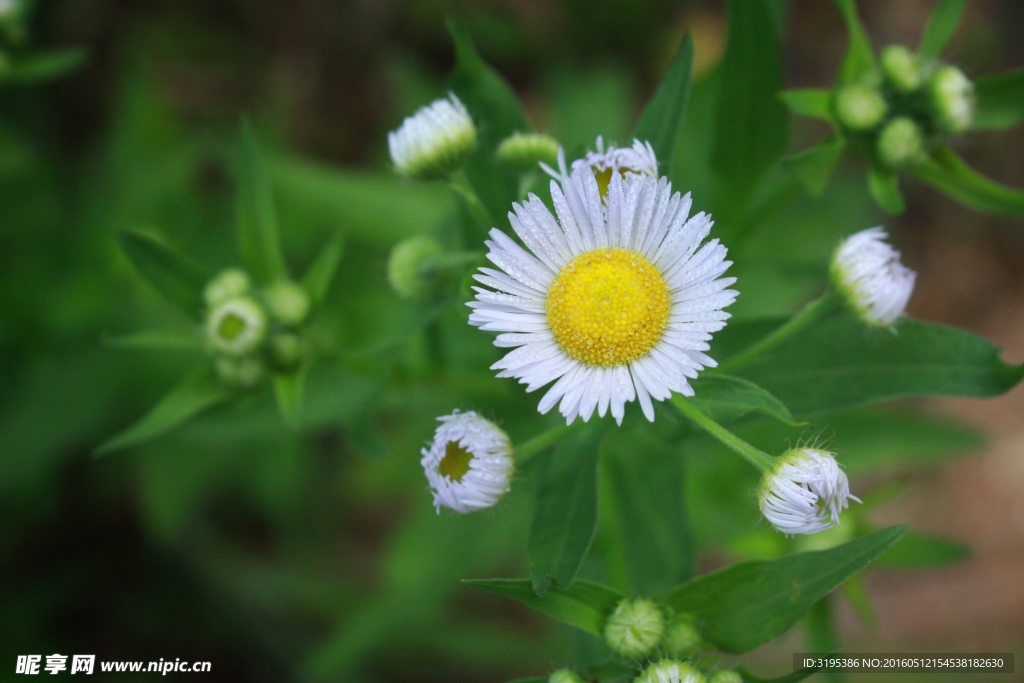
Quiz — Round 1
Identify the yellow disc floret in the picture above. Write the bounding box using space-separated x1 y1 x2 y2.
440 441 473 482
546 248 670 367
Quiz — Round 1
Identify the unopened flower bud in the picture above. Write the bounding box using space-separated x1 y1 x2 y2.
877 116 924 168
929 65 974 134
388 93 477 180
604 598 665 660
834 84 888 131
635 660 706 683
421 411 514 513
707 671 742 683
830 226 916 327
204 268 250 307
214 355 266 389
496 131 561 170
549 669 585 683
270 332 303 370
265 279 310 326
206 296 267 355
387 235 445 300
662 614 703 659
880 45 923 93
759 448 859 535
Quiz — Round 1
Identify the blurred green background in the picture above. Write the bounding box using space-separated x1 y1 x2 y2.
1 0 1023 681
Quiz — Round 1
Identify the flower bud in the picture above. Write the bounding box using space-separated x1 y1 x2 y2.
204 268 251 307
759 448 859 535
214 355 266 389
707 671 742 683
269 332 303 370
388 93 477 180
497 131 561 170
876 116 924 169
662 614 703 659
604 598 665 660
206 296 267 356
880 45 923 93
830 226 916 327
834 84 888 131
265 279 310 326
929 65 974 134
549 669 585 683
635 660 706 683
387 235 445 300
421 411 514 513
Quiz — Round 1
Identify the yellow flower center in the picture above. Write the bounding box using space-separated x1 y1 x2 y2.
217 313 247 341
593 167 635 198
546 248 670 367
440 441 473 482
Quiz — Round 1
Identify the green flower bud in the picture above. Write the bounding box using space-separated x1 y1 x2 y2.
929 65 974 134
204 268 251 307
604 598 665 660
877 116 925 168
388 93 477 180
265 279 310 326
269 332 304 370
662 614 703 659
880 45 923 92
707 671 742 683
549 669 585 683
206 296 267 356
214 355 266 389
496 131 560 170
387 235 445 300
834 84 888 131
635 660 706 683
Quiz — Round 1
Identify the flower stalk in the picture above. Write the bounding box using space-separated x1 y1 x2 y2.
671 396 775 472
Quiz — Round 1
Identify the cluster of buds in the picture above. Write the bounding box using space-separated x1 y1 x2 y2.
602 599 709 663
833 45 974 170
203 268 310 388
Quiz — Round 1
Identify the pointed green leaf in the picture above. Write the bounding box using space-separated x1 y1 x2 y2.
973 67 1024 130
913 145 1024 218
118 229 209 317
831 0 877 84
632 33 693 171
688 374 799 426
713 0 788 209
463 578 623 635
237 118 288 283
529 421 611 596
783 136 846 196
658 525 907 653
841 574 877 628
96 369 229 455
273 365 308 429
868 530 970 569
102 329 201 351
919 0 967 60
738 662 826 683
778 88 835 122
303 233 345 306
6 48 87 83
603 426 693 595
867 163 905 214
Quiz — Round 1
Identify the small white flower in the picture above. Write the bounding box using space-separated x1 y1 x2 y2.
929 65 974 134
758 448 860 535
830 227 916 327
420 411 514 514
468 167 737 425
388 93 476 180
206 296 267 356
635 660 707 683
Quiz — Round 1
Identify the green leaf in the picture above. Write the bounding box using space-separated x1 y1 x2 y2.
236 118 288 284
831 0 877 84
918 0 967 60
5 48 87 83
658 525 907 653
118 229 209 317
973 67 1024 130
272 365 308 429
101 329 201 351
603 427 693 594
632 33 694 171
96 369 229 455
738 662 826 683
913 145 1024 218
867 163 905 214
783 136 846 197
720 316 1024 417
688 373 799 426
778 88 835 122
463 578 623 636
712 0 788 209
869 530 970 569
506 678 548 683
303 232 345 306
529 422 610 596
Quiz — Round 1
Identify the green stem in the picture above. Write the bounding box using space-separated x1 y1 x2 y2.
717 291 838 374
514 421 584 464
671 396 775 472
449 169 495 234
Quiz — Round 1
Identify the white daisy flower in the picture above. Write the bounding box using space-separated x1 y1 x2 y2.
420 411 514 514
467 168 738 425
206 296 267 356
635 660 707 683
388 93 477 180
559 136 658 198
830 226 916 327
758 448 860 535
